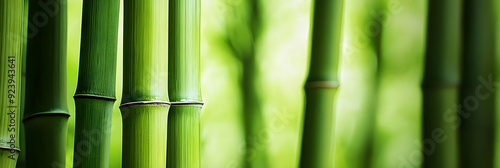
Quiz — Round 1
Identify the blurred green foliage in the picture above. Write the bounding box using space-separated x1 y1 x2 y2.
58 0 499 168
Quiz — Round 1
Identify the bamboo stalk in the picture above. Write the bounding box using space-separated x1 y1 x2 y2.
223 0 268 166
167 0 202 167
422 1 461 167
460 0 496 167
299 0 344 167
0 0 24 167
17 0 28 167
72 0 120 167
121 0 169 167
23 0 69 167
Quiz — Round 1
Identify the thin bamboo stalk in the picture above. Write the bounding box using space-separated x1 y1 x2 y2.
0 0 24 167
167 0 202 167
72 0 120 167
121 0 169 167
23 0 69 167
223 0 268 166
460 0 496 167
422 1 461 167
299 0 344 167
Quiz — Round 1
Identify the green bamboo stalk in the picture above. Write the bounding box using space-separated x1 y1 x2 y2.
422 1 461 167
72 0 120 167
359 1 384 167
167 0 202 167
0 0 24 167
121 0 169 167
460 0 496 167
299 0 344 167
17 0 28 167
23 0 69 167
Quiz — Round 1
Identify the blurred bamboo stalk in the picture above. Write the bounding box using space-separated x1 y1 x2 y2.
422 0 461 167
299 0 344 167
121 0 169 167
167 0 203 167
223 0 268 167
0 0 24 167
460 0 496 167
72 0 120 167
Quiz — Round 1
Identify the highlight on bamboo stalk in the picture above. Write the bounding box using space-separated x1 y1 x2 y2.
222 0 269 166
422 0 461 167
23 0 69 167
72 0 120 167
121 0 169 167
459 0 496 167
0 0 24 167
298 0 344 167
167 0 203 167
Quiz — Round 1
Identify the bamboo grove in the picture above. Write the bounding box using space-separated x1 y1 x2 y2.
0 0 498 167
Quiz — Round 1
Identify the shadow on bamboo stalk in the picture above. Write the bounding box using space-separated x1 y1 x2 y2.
459 0 496 167
167 0 203 167
422 0 461 167
72 0 120 167
298 0 344 167
23 0 69 167
0 0 24 167
121 0 169 167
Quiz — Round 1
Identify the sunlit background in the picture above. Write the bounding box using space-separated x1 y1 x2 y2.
59 0 500 167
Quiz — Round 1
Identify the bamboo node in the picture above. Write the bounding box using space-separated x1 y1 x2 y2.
305 81 339 89
0 146 21 152
170 101 204 107
73 94 117 101
119 101 171 108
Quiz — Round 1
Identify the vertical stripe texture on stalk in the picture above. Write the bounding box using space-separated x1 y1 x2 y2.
72 0 120 167
121 0 169 167
23 0 69 167
167 0 202 167
460 0 497 167
299 0 344 167
0 0 23 167
422 0 461 167
17 0 29 167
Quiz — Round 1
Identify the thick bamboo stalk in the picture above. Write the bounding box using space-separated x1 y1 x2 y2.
167 0 202 167
0 0 24 167
460 0 496 167
72 0 120 167
121 0 169 167
422 1 461 167
23 0 69 167
299 0 344 167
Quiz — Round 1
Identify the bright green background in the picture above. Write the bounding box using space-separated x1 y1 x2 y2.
59 0 499 168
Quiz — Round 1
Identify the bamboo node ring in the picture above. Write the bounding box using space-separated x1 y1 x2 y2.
119 101 171 108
